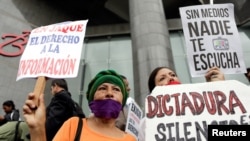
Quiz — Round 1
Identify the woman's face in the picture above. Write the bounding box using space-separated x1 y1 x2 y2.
154 68 180 86
93 83 123 104
3 105 12 114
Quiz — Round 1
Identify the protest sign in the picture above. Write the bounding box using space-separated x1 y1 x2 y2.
145 80 250 141
16 20 88 81
16 20 88 104
179 4 246 77
125 99 143 141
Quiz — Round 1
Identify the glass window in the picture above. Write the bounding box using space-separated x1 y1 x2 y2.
69 36 134 115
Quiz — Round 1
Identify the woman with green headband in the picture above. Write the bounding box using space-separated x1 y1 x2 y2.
23 70 136 141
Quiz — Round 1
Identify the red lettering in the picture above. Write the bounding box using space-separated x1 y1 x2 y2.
17 57 76 78
146 95 159 118
190 92 205 115
156 95 164 117
162 94 173 116
172 93 181 115
146 90 246 118
49 24 84 33
181 93 196 115
213 91 229 115
229 90 246 114
203 91 217 115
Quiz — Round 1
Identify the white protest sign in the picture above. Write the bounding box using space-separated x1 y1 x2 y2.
145 80 250 141
125 98 143 141
16 20 88 81
179 4 246 77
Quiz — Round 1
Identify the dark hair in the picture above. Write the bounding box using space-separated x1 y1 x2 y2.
2 100 15 110
51 79 68 91
120 75 127 80
245 68 250 82
244 68 250 77
148 67 176 93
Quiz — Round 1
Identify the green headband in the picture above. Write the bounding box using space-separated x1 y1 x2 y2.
86 70 128 107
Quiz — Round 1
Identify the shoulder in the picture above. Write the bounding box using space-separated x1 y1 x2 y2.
54 117 85 140
124 132 137 141
13 109 19 114
62 117 85 132
60 117 84 131
54 91 72 101
65 117 84 124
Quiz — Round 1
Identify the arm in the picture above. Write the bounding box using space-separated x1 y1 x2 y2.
0 116 5 126
0 115 4 121
23 93 47 141
205 66 225 82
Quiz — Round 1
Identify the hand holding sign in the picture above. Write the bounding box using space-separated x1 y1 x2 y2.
21 20 88 141
205 66 225 82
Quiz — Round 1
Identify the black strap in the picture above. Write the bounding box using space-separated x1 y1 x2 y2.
14 121 21 141
74 117 83 141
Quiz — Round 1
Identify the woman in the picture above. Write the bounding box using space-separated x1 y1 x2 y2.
148 66 225 93
23 70 136 141
0 100 20 126
139 66 225 141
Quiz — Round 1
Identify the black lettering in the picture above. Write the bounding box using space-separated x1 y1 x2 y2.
187 20 233 38
183 122 193 141
195 121 208 141
166 123 175 141
210 20 220 35
188 22 199 37
155 123 167 141
200 21 210 36
128 123 139 136
176 122 184 141
193 54 201 71
186 9 200 19
191 52 240 71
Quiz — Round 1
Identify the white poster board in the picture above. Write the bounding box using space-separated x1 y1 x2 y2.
16 20 88 81
125 98 143 141
179 4 246 77
145 80 250 141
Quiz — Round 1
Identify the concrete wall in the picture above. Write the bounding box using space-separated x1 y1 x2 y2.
0 0 70 117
